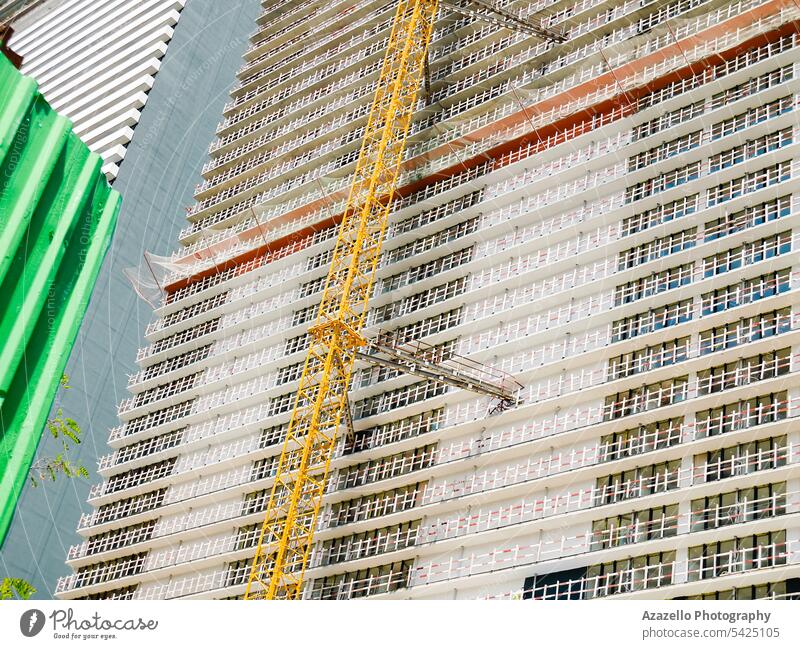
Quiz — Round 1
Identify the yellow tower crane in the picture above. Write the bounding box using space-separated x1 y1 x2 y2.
244 0 565 600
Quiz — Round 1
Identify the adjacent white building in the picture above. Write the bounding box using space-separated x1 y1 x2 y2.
8 0 185 179
57 0 800 600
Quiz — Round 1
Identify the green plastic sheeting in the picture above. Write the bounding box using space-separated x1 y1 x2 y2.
0 52 121 547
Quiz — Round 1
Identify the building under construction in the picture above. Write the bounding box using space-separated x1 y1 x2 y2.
57 0 800 600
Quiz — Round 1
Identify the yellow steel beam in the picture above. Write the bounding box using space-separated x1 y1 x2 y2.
244 0 439 600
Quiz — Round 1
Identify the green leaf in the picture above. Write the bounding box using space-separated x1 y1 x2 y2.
63 420 81 444
0 578 36 600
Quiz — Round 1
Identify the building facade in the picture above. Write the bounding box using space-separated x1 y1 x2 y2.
58 0 800 600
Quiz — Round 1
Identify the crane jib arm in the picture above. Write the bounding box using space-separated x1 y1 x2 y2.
244 0 440 600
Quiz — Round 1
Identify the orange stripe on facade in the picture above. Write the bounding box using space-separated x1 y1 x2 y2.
165 12 799 296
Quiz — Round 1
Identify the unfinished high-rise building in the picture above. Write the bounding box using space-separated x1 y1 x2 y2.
57 0 800 600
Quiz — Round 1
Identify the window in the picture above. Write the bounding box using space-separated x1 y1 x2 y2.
613 263 693 306
691 482 787 530
710 96 794 141
694 391 787 439
335 445 437 490
707 161 792 207
704 196 791 242
591 504 678 551
625 162 701 203
224 560 251 588
698 308 791 355
708 129 793 173
383 217 478 266
611 300 692 342
85 521 157 557
326 483 425 528
586 551 675 597
599 418 683 462
94 489 167 525
354 380 447 419
378 248 474 293
695 436 788 483
113 429 185 466
628 131 702 171
276 361 304 385
633 102 704 141
309 560 414 599
344 409 444 455
75 554 147 588
608 338 689 380
250 456 279 481
104 458 177 494
603 377 688 421
284 333 309 355
688 531 787 581
370 279 465 324
617 228 696 271
700 269 790 315
594 461 681 505
319 520 420 566
267 392 296 417
696 349 790 395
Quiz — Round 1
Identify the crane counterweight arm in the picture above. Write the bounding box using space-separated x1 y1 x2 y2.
244 0 440 600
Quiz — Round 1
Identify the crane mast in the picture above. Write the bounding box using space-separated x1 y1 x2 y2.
244 0 439 600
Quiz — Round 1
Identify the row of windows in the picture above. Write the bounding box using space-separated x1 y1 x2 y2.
110 429 185 469
354 380 447 420
628 130 702 172
378 247 474 294
697 349 791 396
707 128 793 174
707 160 792 206
694 436 789 482
691 480 786 529
148 318 221 357
695 391 787 439
675 579 799 600
128 373 200 412
103 459 177 496
74 553 148 589
318 520 420 567
591 504 679 551
621 195 699 237
594 461 682 506
611 299 693 342
84 521 157 559
688 530 787 582
701 268 790 316
699 308 791 355
617 227 696 271
93 489 166 527
608 338 689 381
383 217 479 267
370 277 466 324
704 195 791 242
710 95 794 141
